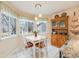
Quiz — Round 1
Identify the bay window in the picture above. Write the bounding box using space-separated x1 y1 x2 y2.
19 19 34 35
37 19 47 35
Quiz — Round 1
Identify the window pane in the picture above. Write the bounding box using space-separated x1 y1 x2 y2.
1 13 9 34
41 23 46 32
25 21 28 32
9 17 16 35
20 21 25 34
28 22 33 32
20 20 28 34
38 22 46 33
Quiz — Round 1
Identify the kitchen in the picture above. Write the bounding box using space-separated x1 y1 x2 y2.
0 1 79 58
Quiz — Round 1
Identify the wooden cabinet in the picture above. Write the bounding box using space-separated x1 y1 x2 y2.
51 13 69 48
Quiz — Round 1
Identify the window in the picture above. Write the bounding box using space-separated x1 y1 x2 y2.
9 17 16 35
37 20 47 34
28 21 34 32
20 20 27 34
1 12 16 38
25 21 28 32
19 19 34 34
1 13 9 34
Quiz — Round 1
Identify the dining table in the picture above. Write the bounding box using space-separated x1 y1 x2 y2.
23 34 48 58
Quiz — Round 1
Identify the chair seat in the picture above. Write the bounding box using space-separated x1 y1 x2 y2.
35 41 45 48
25 42 33 48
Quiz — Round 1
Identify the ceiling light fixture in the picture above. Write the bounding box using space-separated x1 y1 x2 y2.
35 4 42 8
38 14 42 17
35 17 38 21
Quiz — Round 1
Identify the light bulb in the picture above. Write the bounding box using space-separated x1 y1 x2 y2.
35 17 38 21
38 14 42 17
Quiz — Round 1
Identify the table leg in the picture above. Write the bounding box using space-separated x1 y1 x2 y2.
39 41 41 58
46 39 48 57
32 43 36 58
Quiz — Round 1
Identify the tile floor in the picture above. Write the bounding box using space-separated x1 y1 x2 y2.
7 39 60 58
7 38 79 58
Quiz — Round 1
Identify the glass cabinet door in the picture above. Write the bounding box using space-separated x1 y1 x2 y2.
52 21 57 27
58 21 65 27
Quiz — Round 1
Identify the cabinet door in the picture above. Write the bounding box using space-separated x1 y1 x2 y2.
51 35 59 47
51 34 67 48
57 34 67 47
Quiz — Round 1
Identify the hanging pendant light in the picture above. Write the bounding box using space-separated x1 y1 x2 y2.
35 3 42 18
35 17 38 21
38 13 42 17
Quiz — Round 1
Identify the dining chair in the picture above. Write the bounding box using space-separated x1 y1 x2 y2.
46 38 60 58
34 39 48 58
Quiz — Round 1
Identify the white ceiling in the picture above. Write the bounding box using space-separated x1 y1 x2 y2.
9 1 79 16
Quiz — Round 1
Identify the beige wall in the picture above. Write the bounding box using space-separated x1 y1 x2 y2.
0 36 23 57
0 2 24 57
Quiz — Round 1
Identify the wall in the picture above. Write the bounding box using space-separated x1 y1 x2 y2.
0 2 24 57
0 36 24 57
1 2 79 57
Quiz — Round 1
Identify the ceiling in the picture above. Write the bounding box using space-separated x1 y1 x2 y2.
9 1 79 17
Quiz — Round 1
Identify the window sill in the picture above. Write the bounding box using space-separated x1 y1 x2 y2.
1 34 17 40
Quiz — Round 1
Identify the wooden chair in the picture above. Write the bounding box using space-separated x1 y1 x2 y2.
25 42 33 48
35 41 45 48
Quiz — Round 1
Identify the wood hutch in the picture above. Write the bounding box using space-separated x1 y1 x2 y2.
51 12 69 48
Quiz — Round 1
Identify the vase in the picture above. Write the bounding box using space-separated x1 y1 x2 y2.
35 32 37 37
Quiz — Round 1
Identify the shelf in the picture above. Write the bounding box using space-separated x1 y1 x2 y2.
52 27 68 30
51 16 69 21
51 14 69 48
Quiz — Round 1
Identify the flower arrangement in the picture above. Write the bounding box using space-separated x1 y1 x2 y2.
33 31 38 37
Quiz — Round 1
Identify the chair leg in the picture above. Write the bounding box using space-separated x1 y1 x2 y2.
59 50 62 58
